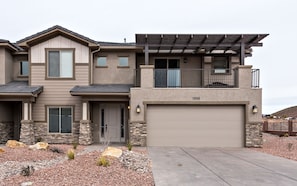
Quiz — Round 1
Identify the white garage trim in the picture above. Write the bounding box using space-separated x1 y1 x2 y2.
146 105 244 147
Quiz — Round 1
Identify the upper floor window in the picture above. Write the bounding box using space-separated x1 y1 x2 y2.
212 56 230 74
48 106 72 133
20 61 29 76
47 50 73 78
118 57 129 67
97 57 107 67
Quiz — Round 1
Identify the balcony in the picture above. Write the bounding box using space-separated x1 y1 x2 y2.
135 66 260 89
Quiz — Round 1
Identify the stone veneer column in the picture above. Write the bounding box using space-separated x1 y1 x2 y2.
78 120 93 145
19 120 35 145
246 122 262 147
129 122 147 146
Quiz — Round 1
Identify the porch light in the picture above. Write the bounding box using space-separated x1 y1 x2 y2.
136 105 141 114
252 105 258 114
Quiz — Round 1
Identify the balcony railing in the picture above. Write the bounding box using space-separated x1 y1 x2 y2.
134 68 260 88
154 69 236 88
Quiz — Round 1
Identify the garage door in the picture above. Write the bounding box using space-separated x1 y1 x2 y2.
146 105 244 147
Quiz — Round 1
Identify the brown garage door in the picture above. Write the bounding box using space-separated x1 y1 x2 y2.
146 105 244 147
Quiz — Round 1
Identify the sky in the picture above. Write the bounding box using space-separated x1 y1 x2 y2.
0 0 296 114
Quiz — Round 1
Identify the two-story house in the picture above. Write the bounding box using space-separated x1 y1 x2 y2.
0 26 268 147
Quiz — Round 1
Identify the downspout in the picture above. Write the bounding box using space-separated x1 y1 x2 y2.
90 44 101 84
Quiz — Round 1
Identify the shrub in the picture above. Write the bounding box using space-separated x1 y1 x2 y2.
284 133 289 137
127 141 132 151
20 165 34 176
96 156 110 167
67 149 75 160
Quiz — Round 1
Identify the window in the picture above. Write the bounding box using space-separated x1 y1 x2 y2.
97 57 107 66
20 61 29 76
118 57 129 67
48 107 72 133
212 56 230 74
155 58 180 87
48 50 73 78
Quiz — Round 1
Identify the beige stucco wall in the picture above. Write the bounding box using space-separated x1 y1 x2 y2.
12 55 29 81
130 65 262 124
31 35 89 64
93 52 136 84
0 48 5 84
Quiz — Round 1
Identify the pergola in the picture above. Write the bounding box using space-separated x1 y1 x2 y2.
136 34 268 65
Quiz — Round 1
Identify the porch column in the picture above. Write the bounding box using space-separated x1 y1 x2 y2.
140 65 154 88
20 102 35 144
235 65 253 89
79 101 92 145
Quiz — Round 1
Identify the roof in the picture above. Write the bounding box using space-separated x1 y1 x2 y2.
0 39 19 51
0 81 43 96
272 106 297 118
136 34 268 54
70 84 133 96
16 25 99 48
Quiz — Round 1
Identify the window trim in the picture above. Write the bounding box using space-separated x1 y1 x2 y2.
19 61 29 77
45 48 75 80
211 56 231 75
47 106 73 134
117 56 129 68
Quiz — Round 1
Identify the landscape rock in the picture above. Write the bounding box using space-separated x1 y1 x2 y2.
29 142 49 150
0 147 4 153
101 147 122 158
119 150 151 173
6 140 26 148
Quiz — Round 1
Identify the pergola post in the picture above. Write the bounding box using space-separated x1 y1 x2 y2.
145 43 149 65
240 41 245 65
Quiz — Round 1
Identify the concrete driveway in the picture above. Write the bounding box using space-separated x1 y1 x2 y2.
148 147 297 186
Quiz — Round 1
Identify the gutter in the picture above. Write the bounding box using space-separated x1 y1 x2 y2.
90 45 101 84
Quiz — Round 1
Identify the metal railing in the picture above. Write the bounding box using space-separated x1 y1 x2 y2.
251 69 260 88
154 68 236 88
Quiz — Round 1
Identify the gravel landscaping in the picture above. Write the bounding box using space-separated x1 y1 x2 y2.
251 132 297 161
0 144 154 186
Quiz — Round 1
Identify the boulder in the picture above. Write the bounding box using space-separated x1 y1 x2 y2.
29 142 49 150
101 147 122 158
6 140 26 148
0 147 4 153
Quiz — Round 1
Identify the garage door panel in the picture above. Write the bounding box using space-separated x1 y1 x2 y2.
147 105 244 147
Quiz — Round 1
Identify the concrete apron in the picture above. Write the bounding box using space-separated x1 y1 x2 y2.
148 147 297 186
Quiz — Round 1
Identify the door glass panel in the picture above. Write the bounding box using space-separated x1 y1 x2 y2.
61 108 72 133
101 109 105 137
121 107 124 138
49 108 59 132
155 59 168 87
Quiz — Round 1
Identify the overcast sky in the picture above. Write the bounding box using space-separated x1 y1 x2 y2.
1 0 296 114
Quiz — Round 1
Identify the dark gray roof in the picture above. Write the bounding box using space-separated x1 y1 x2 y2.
16 25 98 44
70 84 133 95
136 34 268 54
0 39 9 43
0 81 43 95
97 41 136 46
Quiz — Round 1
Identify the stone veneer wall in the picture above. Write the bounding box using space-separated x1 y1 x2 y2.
246 122 263 147
20 120 35 145
129 122 147 146
0 122 13 143
33 122 80 144
79 120 93 145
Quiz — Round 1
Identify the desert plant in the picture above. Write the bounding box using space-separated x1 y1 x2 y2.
284 133 289 137
72 141 78 150
20 165 34 176
67 149 75 160
127 141 132 151
96 156 110 167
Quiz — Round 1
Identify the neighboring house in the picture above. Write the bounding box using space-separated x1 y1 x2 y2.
0 25 268 147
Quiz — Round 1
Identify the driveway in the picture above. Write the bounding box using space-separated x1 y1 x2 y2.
148 147 297 186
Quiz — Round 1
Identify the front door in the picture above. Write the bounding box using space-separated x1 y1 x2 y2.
100 104 125 143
